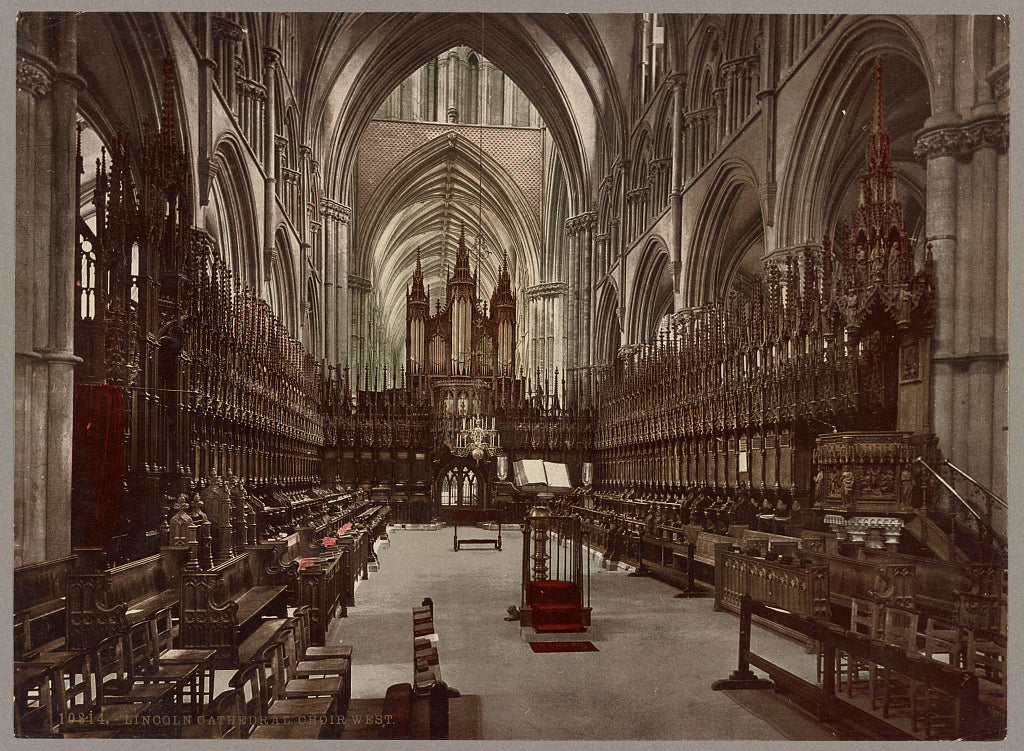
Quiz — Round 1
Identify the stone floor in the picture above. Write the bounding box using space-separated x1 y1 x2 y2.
324 525 836 741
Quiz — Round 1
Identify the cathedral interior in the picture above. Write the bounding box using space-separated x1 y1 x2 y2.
12 11 1010 742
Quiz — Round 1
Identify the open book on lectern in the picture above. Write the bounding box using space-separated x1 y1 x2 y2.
512 459 572 492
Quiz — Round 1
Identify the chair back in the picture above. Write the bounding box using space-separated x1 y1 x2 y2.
849 598 883 639
922 616 961 665
279 625 300 681
964 629 1007 690
293 606 312 656
205 689 248 738
128 619 158 674
258 641 286 704
14 668 56 737
229 664 266 733
51 649 103 716
149 607 177 657
882 605 919 652
96 633 135 690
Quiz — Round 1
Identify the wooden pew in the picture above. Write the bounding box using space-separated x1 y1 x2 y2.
295 551 347 645
802 551 916 611
714 546 830 619
14 555 75 659
67 548 187 649
179 549 289 668
292 507 389 643
858 549 976 620
340 528 370 604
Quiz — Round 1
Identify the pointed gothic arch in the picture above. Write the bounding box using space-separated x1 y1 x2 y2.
683 157 765 307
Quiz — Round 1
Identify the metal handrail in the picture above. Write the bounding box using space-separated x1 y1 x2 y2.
914 458 981 522
941 460 1008 509
915 457 1006 551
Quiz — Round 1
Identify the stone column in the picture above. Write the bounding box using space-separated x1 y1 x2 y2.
16 12 83 566
669 73 685 293
913 16 959 465
337 205 351 371
564 216 580 376
579 213 593 373
321 199 339 366
913 17 1009 495
262 48 280 285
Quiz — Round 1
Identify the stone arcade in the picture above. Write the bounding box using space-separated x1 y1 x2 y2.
13 11 1009 743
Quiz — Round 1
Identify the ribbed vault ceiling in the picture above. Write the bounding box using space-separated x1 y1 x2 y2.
361 130 541 372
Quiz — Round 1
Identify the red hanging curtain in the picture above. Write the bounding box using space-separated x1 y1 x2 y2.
72 384 125 548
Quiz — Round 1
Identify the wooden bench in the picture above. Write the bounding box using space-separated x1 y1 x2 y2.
179 549 289 667
15 555 75 659
412 602 439 693
67 548 187 649
452 509 502 551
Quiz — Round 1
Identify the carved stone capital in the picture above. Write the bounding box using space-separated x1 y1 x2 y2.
238 77 267 101
320 198 350 223
348 274 372 292
17 56 53 99
212 15 246 43
568 212 597 233
914 114 1009 162
525 282 567 301
263 47 282 69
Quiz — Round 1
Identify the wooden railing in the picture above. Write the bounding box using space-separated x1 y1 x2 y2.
712 595 993 740
714 546 829 619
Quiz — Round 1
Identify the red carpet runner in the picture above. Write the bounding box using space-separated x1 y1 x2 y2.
529 641 598 653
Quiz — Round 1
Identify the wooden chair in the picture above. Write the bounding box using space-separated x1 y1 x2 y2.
292 608 352 680
294 605 354 660
257 642 335 723
909 616 969 739
240 647 334 739
179 688 247 739
840 598 884 700
14 665 60 737
921 615 961 665
94 633 178 708
277 625 349 715
875 606 921 725
126 619 203 715
148 607 217 706
225 664 322 740
963 628 1006 711
49 648 152 736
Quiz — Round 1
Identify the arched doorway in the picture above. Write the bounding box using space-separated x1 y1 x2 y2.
435 461 487 522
